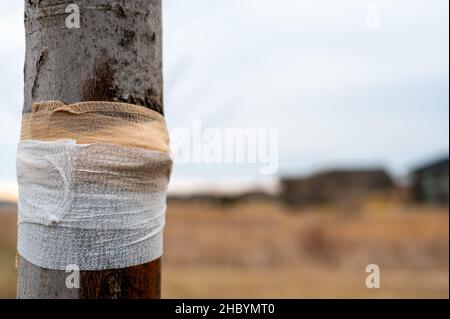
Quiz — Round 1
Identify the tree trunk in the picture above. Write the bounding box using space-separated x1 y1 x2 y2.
18 0 163 299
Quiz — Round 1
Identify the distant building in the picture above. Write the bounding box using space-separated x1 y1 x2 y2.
281 169 395 206
168 191 277 206
411 158 449 205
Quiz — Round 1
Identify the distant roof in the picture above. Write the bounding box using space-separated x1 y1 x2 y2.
281 167 394 184
315 168 389 176
413 158 449 174
282 168 391 181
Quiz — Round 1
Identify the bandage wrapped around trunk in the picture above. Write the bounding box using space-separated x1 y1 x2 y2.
17 101 172 271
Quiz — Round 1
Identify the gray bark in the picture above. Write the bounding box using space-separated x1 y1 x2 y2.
24 0 163 114
18 257 79 299
18 0 163 299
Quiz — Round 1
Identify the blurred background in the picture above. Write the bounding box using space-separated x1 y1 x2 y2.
0 0 449 298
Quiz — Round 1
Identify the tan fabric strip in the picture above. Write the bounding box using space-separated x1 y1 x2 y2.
21 101 170 153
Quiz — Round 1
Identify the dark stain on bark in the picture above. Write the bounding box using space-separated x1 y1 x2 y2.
79 259 161 299
117 88 163 115
84 56 163 114
115 4 126 18
119 30 136 47
27 0 41 6
83 56 119 101
31 47 48 99
145 88 163 114
143 32 156 45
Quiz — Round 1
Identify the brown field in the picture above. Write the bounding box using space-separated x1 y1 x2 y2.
0 200 448 298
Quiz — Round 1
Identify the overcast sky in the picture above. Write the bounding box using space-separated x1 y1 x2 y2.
0 0 449 190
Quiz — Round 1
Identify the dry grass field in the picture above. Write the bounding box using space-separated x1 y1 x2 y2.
0 207 17 298
0 199 448 298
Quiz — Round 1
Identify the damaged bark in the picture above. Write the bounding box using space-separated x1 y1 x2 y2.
23 0 163 114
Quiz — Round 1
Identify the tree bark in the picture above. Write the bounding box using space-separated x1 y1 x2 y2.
18 0 163 299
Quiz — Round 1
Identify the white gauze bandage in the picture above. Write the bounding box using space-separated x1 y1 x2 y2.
17 101 172 271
